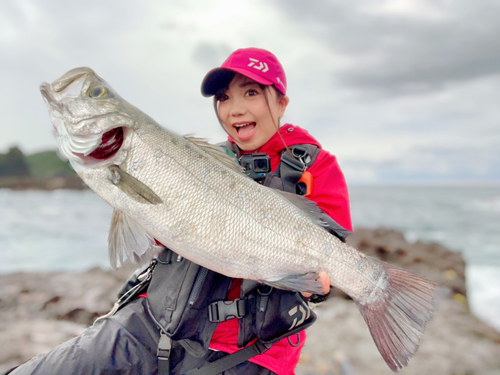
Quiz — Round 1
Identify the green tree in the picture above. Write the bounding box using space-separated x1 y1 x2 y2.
0 147 31 177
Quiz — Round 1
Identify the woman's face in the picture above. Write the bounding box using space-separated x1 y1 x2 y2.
217 74 289 151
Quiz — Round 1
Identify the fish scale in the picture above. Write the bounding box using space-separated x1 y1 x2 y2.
40 67 437 372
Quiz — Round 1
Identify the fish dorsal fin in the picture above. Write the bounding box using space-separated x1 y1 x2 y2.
108 209 160 269
275 190 328 228
184 135 246 175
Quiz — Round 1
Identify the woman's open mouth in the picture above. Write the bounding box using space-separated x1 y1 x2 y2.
88 127 124 160
234 122 256 140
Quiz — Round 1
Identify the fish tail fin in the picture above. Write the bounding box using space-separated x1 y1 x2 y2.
353 261 437 372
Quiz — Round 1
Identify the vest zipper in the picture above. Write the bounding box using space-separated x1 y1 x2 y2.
188 267 208 306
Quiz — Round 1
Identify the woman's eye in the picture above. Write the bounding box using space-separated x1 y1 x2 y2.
246 89 258 97
89 86 108 98
219 94 229 102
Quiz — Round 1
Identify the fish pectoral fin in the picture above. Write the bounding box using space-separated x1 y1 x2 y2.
108 209 160 269
263 273 324 294
184 135 246 176
109 165 163 205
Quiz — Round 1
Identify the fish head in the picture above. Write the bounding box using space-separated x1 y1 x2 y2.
40 67 136 168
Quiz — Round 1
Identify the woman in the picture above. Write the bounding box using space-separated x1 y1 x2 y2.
8 48 351 375
198 47 352 375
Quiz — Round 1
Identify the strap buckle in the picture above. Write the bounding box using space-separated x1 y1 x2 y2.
281 148 307 171
208 299 247 322
254 340 272 355
157 333 172 360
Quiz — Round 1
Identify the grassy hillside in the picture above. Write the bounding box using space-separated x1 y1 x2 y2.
25 151 77 180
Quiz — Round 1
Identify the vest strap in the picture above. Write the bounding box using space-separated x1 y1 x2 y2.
183 341 272 375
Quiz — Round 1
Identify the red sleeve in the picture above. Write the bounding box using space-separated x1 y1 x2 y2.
306 149 352 231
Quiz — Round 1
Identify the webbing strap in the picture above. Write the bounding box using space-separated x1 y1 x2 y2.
157 333 172 374
279 150 305 194
183 341 272 375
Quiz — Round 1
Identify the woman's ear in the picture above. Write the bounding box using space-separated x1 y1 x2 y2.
278 96 290 118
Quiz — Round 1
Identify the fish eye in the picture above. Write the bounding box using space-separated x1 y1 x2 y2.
89 86 108 98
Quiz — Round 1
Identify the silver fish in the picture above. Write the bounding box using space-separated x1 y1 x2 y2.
40 67 436 372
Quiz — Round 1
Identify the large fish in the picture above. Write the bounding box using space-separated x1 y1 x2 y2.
40 67 436 372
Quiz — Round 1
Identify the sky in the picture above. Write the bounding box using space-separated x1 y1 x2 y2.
1 0 499 184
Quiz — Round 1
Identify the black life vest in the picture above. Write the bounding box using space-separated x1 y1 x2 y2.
120 141 351 374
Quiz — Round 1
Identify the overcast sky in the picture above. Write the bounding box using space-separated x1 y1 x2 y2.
1 0 499 184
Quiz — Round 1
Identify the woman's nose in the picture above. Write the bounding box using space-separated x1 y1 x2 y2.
229 98 246 117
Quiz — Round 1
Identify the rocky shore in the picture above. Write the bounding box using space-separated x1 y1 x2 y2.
1 229 499 374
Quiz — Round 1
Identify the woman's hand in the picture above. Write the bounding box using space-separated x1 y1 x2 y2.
301 271 330 298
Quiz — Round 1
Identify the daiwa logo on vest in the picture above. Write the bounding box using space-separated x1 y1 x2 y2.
288 301 310 330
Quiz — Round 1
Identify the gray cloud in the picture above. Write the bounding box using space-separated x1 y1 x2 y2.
192 42 233 70
273 0 500 94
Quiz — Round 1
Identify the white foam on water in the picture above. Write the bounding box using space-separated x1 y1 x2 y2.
466 265 500 332
464 194 500 213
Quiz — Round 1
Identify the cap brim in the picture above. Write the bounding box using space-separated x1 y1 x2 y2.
201 67 274 97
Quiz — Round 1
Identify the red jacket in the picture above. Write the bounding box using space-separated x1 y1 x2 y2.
209 124 352 374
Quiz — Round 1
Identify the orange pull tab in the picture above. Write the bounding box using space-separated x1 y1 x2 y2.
297 171 313 197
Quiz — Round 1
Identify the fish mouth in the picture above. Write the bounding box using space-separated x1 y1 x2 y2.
40 67 93 104
40 82 63 114
50 67 94 95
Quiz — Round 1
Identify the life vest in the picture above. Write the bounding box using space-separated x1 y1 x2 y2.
116 141 351 374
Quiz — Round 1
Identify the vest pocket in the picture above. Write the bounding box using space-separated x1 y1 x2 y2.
147 249 200 326
145 248 232 357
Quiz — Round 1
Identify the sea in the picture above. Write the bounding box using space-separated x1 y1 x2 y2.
0 185 499 331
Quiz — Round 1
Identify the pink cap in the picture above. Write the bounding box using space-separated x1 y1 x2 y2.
201 47 287 97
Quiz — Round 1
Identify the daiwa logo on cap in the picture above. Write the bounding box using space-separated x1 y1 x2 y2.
248 58 269 73
276 77 286 90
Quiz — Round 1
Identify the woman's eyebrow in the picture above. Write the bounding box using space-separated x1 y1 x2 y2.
239 81 259 88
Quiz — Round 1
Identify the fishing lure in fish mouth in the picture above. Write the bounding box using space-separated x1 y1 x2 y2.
40 67 438 372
